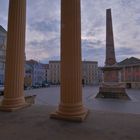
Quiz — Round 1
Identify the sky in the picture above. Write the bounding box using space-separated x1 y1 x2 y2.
0 0 140 66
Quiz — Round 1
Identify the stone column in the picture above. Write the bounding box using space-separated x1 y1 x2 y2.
0 0 29 111
50 0 88 121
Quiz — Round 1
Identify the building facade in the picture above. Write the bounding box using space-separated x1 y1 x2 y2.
0 25 7 84
44 64 50 83
99 57 140 88
49 61 60 84
82 61 98 85
24 63 33 87
48 60 98 85
118 57 140 88
26 60 46 86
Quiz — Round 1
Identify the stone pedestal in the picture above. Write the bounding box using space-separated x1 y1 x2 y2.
96 82 130 100
0 0 30 111
50 0 88 122
97 66 130 99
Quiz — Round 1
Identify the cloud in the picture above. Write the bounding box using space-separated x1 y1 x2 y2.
0 0 8 29
116 47 140 62
0 0 140 66
25 0 60 63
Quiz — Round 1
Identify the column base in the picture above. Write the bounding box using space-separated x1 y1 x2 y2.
0 96 32 112
0 102 31 112
50 104 89 122
50 110 89 122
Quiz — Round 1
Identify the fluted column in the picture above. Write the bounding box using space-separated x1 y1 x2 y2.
50 0 88 121
0 0 29 111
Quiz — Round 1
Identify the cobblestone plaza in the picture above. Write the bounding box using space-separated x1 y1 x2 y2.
25 86 140 114
0 86 140 140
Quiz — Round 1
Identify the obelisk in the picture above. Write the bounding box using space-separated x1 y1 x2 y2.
50 0 88 121
105 9 116 66
96 9 129 99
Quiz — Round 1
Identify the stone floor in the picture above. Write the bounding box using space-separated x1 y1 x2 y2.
0 86 140 140
0 105 140 140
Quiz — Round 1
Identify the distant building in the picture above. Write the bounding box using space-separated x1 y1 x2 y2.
82 61 98 85
24 63 33 87
49 61 60 84
44 64 50 83
0 25 7 84
26 60 46 86
48 60 98 85
99 57 140 88
118 57 140 88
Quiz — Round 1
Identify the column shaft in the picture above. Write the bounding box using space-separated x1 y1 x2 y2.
61 0 82 104
51 0 88 121
0 0 28 111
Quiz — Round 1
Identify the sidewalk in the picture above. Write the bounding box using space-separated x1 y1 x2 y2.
0 105 139 140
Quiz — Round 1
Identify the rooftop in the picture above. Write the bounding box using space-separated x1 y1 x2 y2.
82 61 98 64
49 60 98 64
0 25 7 33
49 60 60 63
118 57 140 66
26 59 39 65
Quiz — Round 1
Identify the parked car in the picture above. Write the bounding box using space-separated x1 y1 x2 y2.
24 86 32 90
42 83 50 88
32 84 40 88
0 85 4 96
32 83 43 88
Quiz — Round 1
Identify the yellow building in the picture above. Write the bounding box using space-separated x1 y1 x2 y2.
48 60 98 85
82 61 98 85
49 61 60 84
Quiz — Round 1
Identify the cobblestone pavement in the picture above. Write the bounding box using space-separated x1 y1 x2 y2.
0 86 139 140
25 86 140 114
0 105 140 140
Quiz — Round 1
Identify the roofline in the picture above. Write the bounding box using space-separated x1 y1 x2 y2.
0 25 7 33
118 63 140 67
49 60 98 63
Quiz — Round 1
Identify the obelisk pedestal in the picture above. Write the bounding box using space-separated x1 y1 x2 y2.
96 67 130 99
0 0 30 111
50 0 88 121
